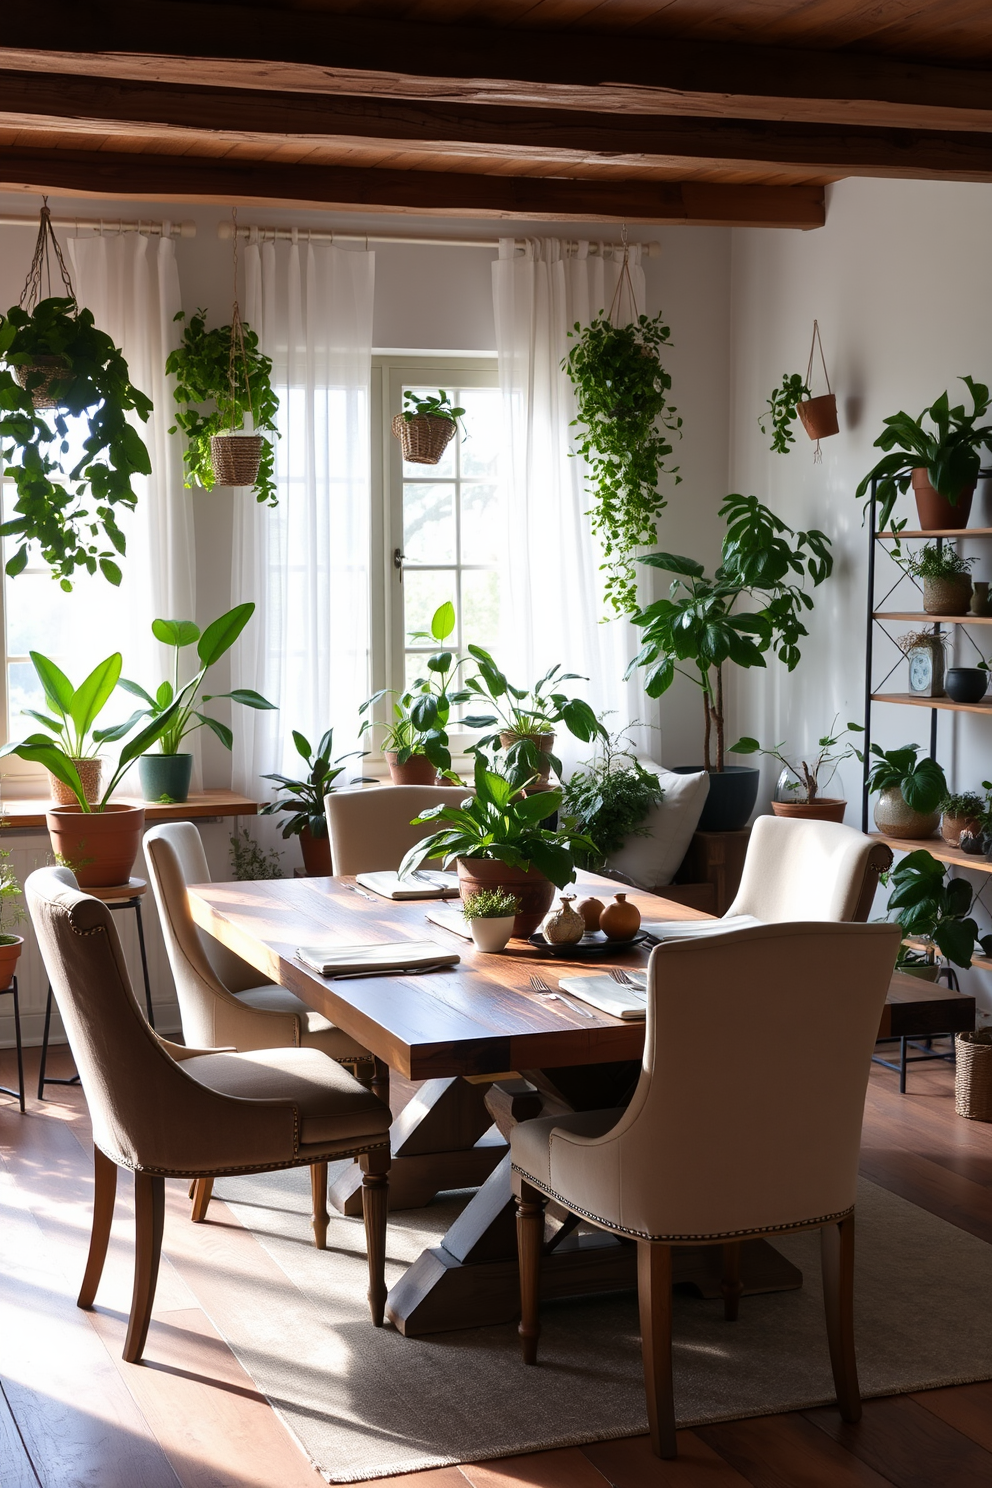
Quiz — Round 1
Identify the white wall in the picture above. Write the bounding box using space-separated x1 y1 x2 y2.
728 176 992 1016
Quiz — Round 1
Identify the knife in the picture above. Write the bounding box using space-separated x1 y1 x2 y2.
328 961 454 981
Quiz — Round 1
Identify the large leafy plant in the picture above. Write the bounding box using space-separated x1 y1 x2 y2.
0 296 152 588
561 732 664 868
886 849 987 970
866 743 947 814
398 755 597 888
629 494 833 772
260 728 369 842
360 601 466 778
1 701 182 812
120 603 275 755
564 310 681 617
855 376 992 531
462 648 605 779
166 309 279 507
20 651 144 759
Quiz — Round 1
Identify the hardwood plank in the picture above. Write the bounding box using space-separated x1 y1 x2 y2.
869 833 992 876
805 1393 992 1487
0 1379 42 1488
460 1446 611 1487
697 1412 894 1486
0 790 257 831
373 1472 472 1488
858 1146 992 1244
911 1381 992 1453
582 1429 754 1485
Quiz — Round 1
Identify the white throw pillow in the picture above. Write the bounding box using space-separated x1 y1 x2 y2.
605 760 710 889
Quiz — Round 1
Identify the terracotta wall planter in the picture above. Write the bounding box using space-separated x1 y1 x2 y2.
771 798 847 824
46 803 145 888
912 469 975 531
386 752 438 785
872 786 939 841
797 393 838 441
923 574 973 615
456 857 555 938
300 824 332 876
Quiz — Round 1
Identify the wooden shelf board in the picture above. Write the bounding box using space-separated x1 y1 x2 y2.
871 832 992 874
871 691 992 714
904 936 992 974
873 611 992 624
876 528 992 539
0 788 257 831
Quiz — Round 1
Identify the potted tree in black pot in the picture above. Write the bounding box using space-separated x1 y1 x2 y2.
628 493 833 832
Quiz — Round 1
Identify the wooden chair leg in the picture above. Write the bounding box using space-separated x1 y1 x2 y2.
721 1240 743 1322
821 1214 862 1423
123 1173 165 1364
360 1152 389 1325
515 1180 547 1365
310 1162 329 1250
77 1146 118 1310
190 1177 214 1223
638 1240 677 1459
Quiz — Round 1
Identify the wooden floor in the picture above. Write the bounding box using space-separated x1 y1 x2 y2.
3 1040 992 1487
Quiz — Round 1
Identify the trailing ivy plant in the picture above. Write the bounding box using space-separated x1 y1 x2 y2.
759 372 811 455
166 308 279 507
563 311 681 617
0 296 153 589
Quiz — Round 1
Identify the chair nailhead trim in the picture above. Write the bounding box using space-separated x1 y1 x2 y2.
104 1137 391 1179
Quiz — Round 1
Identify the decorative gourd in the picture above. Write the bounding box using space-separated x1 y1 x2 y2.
544 894 586 945
576 895 604 931
600 892 641 940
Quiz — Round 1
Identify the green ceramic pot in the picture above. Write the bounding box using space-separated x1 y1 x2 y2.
139 753 193 804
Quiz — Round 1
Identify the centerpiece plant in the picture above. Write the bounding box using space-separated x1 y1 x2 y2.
460 886 522 953
260 727 371 876
564 308 681 617
729 719 864 822
561 730 664 868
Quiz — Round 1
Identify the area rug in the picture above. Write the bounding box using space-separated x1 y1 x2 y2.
202 1167 992 1483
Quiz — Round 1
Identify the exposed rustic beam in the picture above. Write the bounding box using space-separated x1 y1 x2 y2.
3 72 992 181
2 5 992 133
0 146 825 227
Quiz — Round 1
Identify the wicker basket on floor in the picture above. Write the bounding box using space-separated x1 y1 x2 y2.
392 413 456 466
210 433 264 487
955 1030 992 1121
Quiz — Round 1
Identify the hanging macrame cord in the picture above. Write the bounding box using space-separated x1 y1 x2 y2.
805 319 831 463
607 224 640 327
19 197 76 311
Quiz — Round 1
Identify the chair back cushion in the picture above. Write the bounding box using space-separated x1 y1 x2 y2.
325 784 470 875
725 815 881 922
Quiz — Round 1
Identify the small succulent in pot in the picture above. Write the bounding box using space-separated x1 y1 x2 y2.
461 886 520 953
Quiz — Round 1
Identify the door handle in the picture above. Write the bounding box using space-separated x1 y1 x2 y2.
393 547 405 583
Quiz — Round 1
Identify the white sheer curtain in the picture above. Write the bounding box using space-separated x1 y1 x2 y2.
230 239 374 797
66 231 199 781
492 239 654 772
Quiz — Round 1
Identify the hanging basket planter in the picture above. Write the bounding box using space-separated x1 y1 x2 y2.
797 392 839 442
392 411 457 465
210 432 265 487
12 353 72 410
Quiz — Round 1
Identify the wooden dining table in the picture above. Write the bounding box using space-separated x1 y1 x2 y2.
188 869 803 1335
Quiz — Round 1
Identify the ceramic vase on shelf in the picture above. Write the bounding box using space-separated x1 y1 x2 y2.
970 581 992 617
872 787 939 841
943 668 988 704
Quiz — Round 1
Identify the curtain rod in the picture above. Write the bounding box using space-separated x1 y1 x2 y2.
216 222 660 257
0 214 196 237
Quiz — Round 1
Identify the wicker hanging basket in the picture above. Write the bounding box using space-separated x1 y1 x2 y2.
955 1030 992 1121
210 433 264 487
13 354 72 410
392 413 456 466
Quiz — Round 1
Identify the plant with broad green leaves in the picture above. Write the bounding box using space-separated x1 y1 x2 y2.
563 310 682 617
461 647 605 781
398 755 598 888
360 601 467 779
461 887 521 921
119 603 275 756
729 719 864 804
260 728 370 842
866 743 947 815
886 849 988 970
399 389 465 424
759 372 811 455
628 494 833 772
19 651 145 760
0 296 152 588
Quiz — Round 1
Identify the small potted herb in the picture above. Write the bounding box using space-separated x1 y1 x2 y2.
461 887 521 953
886 849 986 976
392 389 465 466
561 732 664 868
902 542 974 616
0 833 25 990
939 791 986 848
867 743 946 840
729 719 864 822
260 728 371 875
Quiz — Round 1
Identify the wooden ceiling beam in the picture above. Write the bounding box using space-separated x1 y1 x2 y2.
3 5 992 133
2 73 992 181
0 146 825 227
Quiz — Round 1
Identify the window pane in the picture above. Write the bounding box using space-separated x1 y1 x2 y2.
461 569 500 653
403 570 458 649
460 483 501 566
404 483 455 564
459 389 501 479
8 661 46 731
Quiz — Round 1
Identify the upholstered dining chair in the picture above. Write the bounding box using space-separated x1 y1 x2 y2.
511 919 902 1458
724 815 893 923
325 783 469 875
26 866 392 1366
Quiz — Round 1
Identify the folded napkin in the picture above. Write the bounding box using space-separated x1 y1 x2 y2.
295 940 460 976
642 914 763 941
558 972 646 1021
355 869 461 900
424 905 473 941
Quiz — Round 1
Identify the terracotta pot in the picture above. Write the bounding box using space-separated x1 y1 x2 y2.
923 574 973 616
600 892 642 941
0 936 23 990
48 757 101 806
796 393 838 442
941 813 984 848
456 857 555 938
469 915 516 953
385 751 438 785
299 824 332 877
46 803 145 889
576 896 604 931
872 786 939 841
500 731 555 785
912 469 975 531
771 798 847 824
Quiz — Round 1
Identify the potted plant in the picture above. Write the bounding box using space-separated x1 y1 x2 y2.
0 296 152 588
229 828 282 881
260 728 371 875
0 833 25 990
760 327 839 454
561 731 664 868
729 719 864 822
901 542 975 616
629 494 833 832
867 743 947 840
360 601 466 784
855 377 992 532
886 849 986 977
759 373 812 454
392 389 465 467
1 701 182 887
20 650 145 804
462 648 605 786
461 886 521 953
398 755 597 937
563 309 681 617
167 308 279 506
120 604 275 803
939 791 986 848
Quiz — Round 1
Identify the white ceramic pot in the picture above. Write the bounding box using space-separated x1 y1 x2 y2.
469 916 516 953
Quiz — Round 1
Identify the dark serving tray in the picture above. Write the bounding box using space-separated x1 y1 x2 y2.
527 929 646 960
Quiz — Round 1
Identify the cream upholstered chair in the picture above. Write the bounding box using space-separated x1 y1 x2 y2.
26 867 392 1365
511 920 902 1458
725 815 892 923
325 783 469 875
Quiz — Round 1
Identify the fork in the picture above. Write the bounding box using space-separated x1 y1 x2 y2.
609 967 644 988
529 974 594 1019
345 883 378 902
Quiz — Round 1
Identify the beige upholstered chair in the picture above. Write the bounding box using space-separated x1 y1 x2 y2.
325 783 469 875
725 815 892 924
26 867 392 1365
511 920 902 1458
